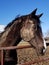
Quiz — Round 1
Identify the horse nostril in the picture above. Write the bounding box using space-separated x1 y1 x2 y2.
41 48 44 55
43 46 46 53
43 46 45 49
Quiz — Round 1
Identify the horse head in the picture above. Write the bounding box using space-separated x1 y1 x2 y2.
20 9 46 55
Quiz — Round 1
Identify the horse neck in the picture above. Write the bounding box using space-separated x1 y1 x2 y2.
0 21 22 47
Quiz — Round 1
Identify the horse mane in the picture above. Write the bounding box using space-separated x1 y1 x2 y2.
4 14 27 30
5 16 20 30
35 15 43 37
36 18 43 40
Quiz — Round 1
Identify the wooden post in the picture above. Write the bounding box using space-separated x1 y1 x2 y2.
1 50 4 65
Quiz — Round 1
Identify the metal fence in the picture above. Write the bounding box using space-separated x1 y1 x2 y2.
0 45 49 65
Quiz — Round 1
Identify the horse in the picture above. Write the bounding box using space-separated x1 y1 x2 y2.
0 9 46 65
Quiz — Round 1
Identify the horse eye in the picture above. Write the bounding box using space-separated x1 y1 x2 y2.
34 26 36 29
34 26 37 30
32 26 37 31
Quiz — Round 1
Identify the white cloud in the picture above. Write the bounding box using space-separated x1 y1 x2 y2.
0 25 5 32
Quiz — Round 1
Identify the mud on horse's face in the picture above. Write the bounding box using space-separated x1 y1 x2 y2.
20 19 37 41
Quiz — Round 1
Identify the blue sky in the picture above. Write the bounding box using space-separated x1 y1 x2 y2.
0 0 49 36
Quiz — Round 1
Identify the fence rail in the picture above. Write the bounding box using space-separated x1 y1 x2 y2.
0 45 49 65
0 45 32 65
0 45 32 50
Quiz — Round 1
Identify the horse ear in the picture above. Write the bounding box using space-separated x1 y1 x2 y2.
37 13 43 18
31 8 37 15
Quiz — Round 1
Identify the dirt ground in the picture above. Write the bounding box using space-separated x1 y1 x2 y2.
17 41 49 65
